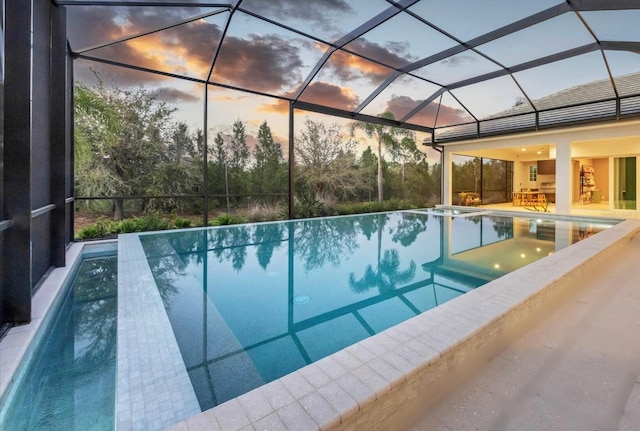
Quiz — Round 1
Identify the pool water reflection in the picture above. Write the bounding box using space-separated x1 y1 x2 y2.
138 211 615 411
0 257 117 431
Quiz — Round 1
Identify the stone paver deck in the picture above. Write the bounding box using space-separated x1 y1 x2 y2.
405 230 640 431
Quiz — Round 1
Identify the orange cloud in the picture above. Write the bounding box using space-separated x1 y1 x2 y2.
70 7 307 94
210 95 240 102
327 49 393 85
85 18 218 82
259 82 360 114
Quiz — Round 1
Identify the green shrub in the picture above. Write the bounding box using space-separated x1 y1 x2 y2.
119 218 137 233
131 212 170 232
173 217 192 229
77 224 103 239
209 213 248 226
109 222 121 234
76 197 422 240
77 216 113 239
294 190 325 218
334 199 416 216
77 212 186 239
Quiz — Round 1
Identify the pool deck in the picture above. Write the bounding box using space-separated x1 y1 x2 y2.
476 201 640 220
405 224 640 431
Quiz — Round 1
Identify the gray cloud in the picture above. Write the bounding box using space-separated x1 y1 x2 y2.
67 5 211 51
69 6 308 94
440 54 475 67
344 38 415 70
212 33 305 93
239 0 352 36
386 95 470 127
154 87 200 103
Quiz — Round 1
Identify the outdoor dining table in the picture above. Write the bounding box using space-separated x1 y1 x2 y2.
512 191 546 206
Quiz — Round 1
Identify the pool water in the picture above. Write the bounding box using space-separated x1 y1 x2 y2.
0 256 117 431
138 211 616 410
0 211 617 430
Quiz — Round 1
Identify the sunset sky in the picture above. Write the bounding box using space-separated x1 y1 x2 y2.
66 0 640 162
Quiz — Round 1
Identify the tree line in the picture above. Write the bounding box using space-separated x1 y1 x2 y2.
451 156 513 205
74 81 442 220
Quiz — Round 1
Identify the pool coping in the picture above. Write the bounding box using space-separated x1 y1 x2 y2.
116 234 201 430
162 217 640 431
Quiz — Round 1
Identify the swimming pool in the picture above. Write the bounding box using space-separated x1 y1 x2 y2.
0 210 623 431
135 211 615 413
0 254 117 431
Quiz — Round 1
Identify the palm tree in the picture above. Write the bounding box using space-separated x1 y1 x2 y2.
349 249 416 295
352 111 413 202
349 213 416 295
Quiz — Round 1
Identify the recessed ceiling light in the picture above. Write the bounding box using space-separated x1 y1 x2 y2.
520 253 526 258
521 148 526 152
494 264 500 269
537 151 542 155
536 247 541 252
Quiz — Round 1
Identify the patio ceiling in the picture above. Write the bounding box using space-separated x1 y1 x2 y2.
59 0 640 143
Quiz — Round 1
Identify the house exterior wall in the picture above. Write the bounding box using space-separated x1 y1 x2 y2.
442 119 640 215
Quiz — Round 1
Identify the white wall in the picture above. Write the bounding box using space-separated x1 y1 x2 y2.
442 119 640 212
515 161 537 191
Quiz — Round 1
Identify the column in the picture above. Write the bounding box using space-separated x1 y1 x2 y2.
442 149 452 205
4 0 32 323
288 102 295 219
555 139 572 215
51 4 69 266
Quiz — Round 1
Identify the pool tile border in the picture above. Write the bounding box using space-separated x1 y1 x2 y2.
116 234 200 430
165 218 640 431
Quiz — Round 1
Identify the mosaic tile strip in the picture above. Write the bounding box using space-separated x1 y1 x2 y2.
117 234 200 431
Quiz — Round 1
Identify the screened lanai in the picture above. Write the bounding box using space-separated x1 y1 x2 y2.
3 0 640 327
61 0 640 138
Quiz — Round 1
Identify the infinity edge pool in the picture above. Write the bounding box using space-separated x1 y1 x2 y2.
1 213 639 431
161 215 640 431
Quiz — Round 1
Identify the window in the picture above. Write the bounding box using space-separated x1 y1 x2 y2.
529 165 537 182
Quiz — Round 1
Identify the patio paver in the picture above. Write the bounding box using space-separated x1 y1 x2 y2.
405 230 640 430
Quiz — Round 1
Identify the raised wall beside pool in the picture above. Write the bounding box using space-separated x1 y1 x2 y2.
164 219 640 431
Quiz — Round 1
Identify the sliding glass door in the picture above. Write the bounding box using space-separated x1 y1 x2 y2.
613 157 637 210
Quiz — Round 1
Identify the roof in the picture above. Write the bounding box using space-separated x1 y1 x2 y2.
61 0 640 142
